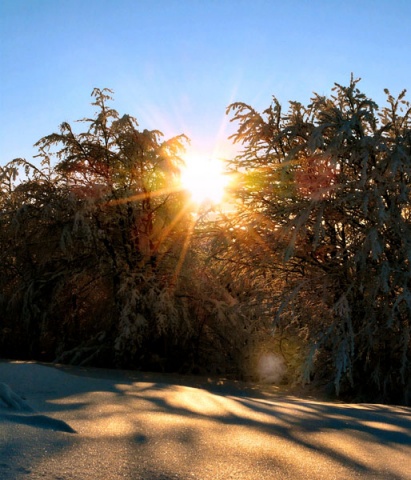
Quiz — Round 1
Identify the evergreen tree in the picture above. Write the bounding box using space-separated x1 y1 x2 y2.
0 89 253 376
226 77 411 404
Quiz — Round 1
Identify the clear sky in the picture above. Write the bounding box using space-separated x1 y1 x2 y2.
1 0 410 166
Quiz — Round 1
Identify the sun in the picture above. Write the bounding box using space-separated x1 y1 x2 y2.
180 154 229 205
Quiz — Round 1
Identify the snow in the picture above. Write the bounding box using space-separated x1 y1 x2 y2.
0 360 410 480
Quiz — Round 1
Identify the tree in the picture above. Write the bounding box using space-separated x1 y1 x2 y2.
225 77 411 404
0 88 193 365
0 88 255 376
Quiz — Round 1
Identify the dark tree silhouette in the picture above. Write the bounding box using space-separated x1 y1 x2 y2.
224 77 411 404
0 89 249 374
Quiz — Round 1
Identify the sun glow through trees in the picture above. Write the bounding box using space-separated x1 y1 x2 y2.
180 154 229 205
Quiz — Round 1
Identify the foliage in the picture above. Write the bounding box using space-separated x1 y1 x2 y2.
225 76 411 404
0 89 247 375
2 80 411 405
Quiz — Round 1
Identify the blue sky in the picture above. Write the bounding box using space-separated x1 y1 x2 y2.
1 0 410 166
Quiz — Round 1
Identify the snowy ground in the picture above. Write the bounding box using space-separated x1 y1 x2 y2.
1 360 410 480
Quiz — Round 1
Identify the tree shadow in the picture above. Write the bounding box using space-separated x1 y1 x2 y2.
0 360 410 479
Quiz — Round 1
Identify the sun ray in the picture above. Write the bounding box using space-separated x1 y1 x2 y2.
154 201 194 263
105 184 182 207
171 213 197 288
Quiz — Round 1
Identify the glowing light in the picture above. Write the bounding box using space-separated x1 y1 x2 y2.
180 154 229 205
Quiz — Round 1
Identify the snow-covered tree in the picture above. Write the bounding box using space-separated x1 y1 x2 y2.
0 89 254 376
226 77 411 404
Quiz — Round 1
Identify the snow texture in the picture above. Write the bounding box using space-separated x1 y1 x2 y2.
0 382 33 411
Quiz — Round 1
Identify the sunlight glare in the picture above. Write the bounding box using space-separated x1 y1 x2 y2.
180 154 228 205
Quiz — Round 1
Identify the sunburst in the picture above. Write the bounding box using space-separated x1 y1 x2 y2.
180 154 229 205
